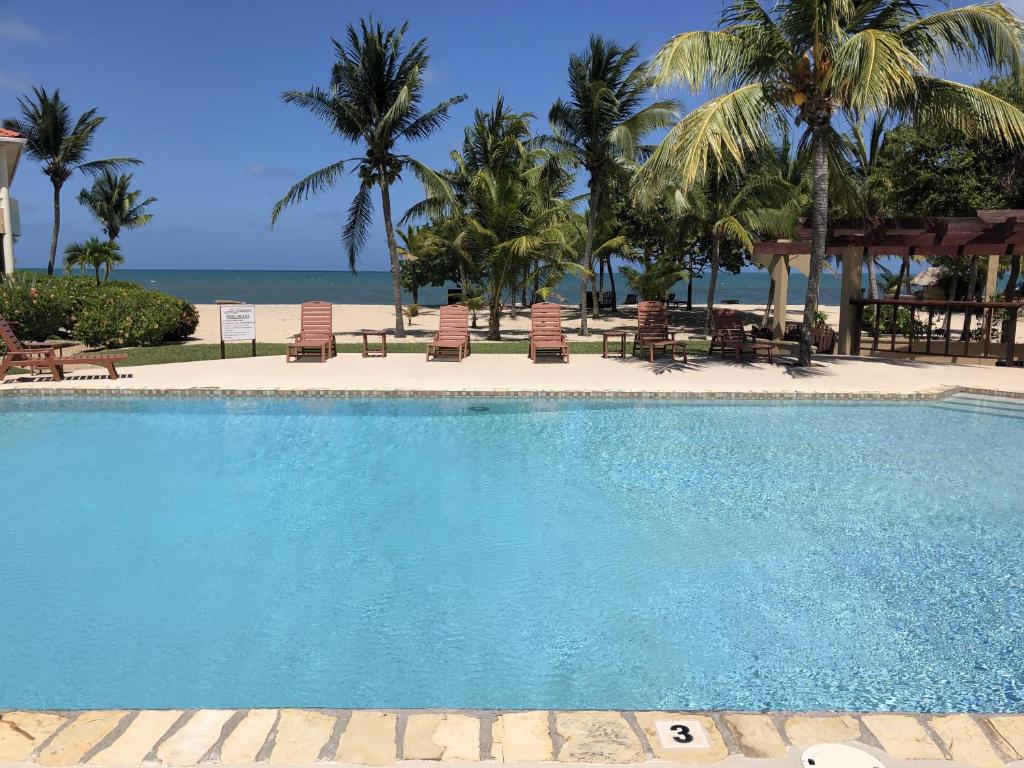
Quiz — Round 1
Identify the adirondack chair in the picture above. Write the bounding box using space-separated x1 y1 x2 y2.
427 304 470 361
0 316 127 381
286 301 335 362
710 308 774 362
528 302 569 362
632 301 687 363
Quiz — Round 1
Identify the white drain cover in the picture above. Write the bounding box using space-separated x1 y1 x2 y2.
802 744 885 768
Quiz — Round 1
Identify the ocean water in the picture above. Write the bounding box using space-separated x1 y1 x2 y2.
23 268 844 306
1 396 1022 712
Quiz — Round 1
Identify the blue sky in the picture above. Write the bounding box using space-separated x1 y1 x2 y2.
0 1 1014 272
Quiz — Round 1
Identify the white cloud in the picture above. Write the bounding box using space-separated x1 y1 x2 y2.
245 163 297 179
0 14 41 41
0 71 32 92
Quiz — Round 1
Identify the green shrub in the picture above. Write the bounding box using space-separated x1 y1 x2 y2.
75 288 191 348
0 276 67 343
862 305 927 336
0 273 200 349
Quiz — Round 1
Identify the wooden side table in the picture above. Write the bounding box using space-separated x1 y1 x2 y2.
602 331 627 358
361 330 388 358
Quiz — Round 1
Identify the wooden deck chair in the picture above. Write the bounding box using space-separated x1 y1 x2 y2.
0 316 127 381
286 301 335 362
710 308 774 362
427 304 470 361
528 302 569 362
633 301 687 363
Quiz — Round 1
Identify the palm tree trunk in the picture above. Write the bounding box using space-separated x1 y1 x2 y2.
866 255 879 299
378 179 406 338
799 133 829 366
763 275 775 327
94 265 101 285
487 296 502 341
608 259 617 308
961 257 979 342
893 257 909 300
703 236 721 336
686 257 693 309
1002 254 1021 343
49 182 62 276
580 180 597 335
944 272 959 339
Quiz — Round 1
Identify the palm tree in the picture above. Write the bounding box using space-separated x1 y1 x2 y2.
406 97 585 339
63 237 123 285
271 19 466 338
77 170 156 241
640 0 1024 365
670 154 798 334
3 87 141 275
549 36 677 334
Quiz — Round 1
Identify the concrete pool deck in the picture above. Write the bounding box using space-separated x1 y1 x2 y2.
2 353 1024 399
1 709 1023 768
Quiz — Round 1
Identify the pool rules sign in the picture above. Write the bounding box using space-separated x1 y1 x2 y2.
218 304 257 358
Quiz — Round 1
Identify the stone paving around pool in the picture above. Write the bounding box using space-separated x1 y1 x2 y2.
2 710 1023 768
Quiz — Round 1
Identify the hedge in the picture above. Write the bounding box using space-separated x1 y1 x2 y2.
0 274 198 349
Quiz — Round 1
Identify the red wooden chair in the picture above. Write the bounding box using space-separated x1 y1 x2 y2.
0 316 127 381
633 301 687 363
286 301 335 362
528 302 569 362
427 304 471 361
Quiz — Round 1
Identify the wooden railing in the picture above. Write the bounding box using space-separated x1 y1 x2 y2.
850 298 1024 364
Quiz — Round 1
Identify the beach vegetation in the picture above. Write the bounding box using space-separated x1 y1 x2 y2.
638 0 1024 365
63 237 123 284
547 36 677 334
271 18 467 339
77 170 156 242
0 273 197 348
405 96 587 340
3 87 142 276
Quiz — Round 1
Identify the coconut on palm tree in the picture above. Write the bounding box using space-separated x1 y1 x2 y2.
3 87 141 275
271 19 466 338
77 169 156 241
640 0 1024 365
548 36 677 334
64 237 123 285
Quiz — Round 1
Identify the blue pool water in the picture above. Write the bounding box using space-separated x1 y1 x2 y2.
1 396 1022 712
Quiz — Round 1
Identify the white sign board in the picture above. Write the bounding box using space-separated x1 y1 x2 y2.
654 720 710 750
219 304 256 342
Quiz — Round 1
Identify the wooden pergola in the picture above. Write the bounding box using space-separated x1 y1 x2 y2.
752 211 1024 363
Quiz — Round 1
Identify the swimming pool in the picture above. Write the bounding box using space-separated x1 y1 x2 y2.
1 395 1022 712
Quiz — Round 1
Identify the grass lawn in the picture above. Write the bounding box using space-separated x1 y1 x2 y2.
115 339 712 367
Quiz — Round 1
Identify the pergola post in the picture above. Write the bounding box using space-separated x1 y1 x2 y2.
769 254 788 340
838 247 863 355
985 254 1000 298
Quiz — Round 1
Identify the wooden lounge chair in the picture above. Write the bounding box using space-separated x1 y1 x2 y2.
710 309 774 362
427 304 470 361
286 301 335 363
632 301 687 363
528 302 569 362
0 316 127 381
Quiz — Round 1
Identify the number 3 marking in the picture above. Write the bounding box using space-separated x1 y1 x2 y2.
670 724 694 744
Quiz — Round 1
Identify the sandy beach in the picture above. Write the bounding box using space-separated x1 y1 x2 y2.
192 302 843 344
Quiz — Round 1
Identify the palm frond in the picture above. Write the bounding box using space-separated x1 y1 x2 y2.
828 29 922 115
903 76 1024 145
901 3 1024 78
270 159 347 226
650 30 752 93
342 181 374 272
637 84 781 194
